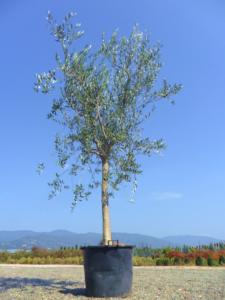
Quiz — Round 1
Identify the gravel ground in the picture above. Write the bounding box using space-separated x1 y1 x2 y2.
0 265 225 299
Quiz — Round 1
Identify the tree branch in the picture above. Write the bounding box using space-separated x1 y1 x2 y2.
96 96 107 140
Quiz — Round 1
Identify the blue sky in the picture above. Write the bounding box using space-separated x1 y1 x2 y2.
0 0 225 239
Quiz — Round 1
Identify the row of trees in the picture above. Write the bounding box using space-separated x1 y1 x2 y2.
0 247 83 265
133 243 225 266
1 244 225 266
134 242 225 256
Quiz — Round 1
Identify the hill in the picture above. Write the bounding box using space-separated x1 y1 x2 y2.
0 231 223 250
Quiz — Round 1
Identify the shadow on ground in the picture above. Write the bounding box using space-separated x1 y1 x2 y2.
0 277 82 292
60 287 86 296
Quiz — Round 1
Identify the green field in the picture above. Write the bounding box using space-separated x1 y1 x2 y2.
0 265 225 299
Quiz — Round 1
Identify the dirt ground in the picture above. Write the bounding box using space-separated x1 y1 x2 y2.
0 265 225 299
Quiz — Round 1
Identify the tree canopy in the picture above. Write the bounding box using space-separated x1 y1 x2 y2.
35 12 181 209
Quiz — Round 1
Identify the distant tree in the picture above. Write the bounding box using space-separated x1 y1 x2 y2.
196 256 204 266
35 12 181 245
219 255 225 265
182 245 189 253
207 257 218 266
209 243 214 251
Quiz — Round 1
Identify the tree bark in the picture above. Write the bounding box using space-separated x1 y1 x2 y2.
101 158 112 245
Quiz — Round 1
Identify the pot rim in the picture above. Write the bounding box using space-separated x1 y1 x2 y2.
81 245 134 250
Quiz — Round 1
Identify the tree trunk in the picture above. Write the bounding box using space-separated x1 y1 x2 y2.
101 158 112 245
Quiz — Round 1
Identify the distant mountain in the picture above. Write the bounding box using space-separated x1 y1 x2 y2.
113 233 172 248
0 230 171 250
0 232 101 250
163 235 224 247
0 231 40 243
0 231 223 250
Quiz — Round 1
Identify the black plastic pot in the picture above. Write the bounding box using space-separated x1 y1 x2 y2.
82 245 133 298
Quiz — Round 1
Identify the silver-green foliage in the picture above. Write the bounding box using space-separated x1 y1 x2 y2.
35 12 181 208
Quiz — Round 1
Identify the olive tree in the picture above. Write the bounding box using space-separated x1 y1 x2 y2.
35 12 181 245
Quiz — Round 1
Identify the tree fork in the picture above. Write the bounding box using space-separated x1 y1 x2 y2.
101 158 112 245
